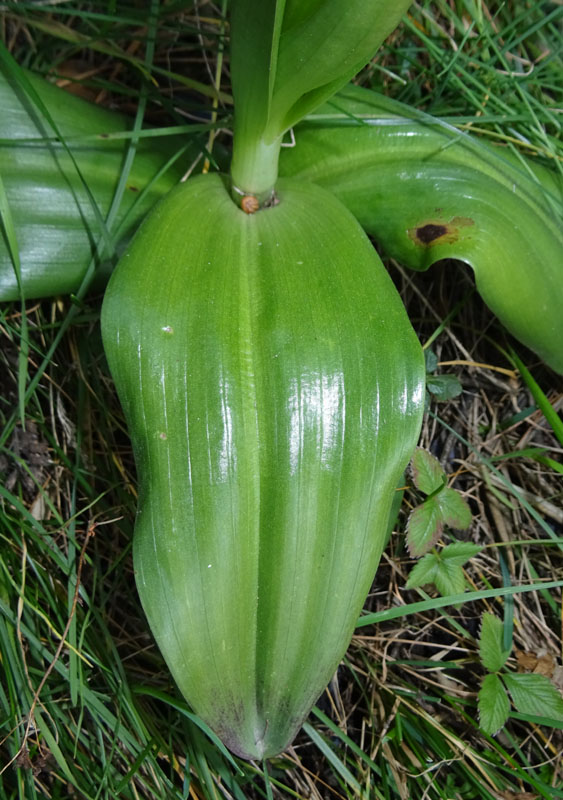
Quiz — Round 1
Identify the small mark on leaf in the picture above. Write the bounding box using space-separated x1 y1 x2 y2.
129 185 139 192
409 216 474 247
416 223 448 244
159 432 167 440
161 326 174 334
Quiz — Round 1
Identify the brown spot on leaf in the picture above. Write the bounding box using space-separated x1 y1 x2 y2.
409 216 475 247
416 223 447 244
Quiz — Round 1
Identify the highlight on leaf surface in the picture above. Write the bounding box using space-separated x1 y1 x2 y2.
280 85 563 374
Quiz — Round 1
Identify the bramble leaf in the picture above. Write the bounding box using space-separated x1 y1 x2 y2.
479 613 511 673
406 497 443 557
440 541 482 567
503 673 563 722
411 448 445 495
405 553 439 589
406 534 479 596
436 487 472 529
478 673 510 735
432 557 466 597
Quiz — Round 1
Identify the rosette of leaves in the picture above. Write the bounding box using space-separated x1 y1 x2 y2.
2 0 561 764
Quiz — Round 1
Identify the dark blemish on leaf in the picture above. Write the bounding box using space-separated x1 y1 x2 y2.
99 133 109 139
129 185 139 192
416 223 447 244
409 216 475 247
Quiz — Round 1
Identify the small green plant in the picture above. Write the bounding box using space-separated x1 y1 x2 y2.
406 448 478 596
477 612 563 736
424 348 463 406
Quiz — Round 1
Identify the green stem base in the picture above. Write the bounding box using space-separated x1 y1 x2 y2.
230 133 283 201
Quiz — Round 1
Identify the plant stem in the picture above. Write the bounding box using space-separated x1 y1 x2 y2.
230 131 283 203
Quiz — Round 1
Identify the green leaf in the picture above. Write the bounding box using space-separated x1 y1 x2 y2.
479 613 511 672
0 66 192 302
406 544 475 597
230 1 285 130
0 168 28 425
280 85 563 374
436 488 472 530
268 0 413 135
406 553 440 590
101 172 425 760
426 374 463 402
304 723 363 795
503 673 563 722
411 448 445 495
424 349 438 373
432 558 467 598
422 542 480 597
441 541 482 567
384 479 405 549
478 673 510 736
407 497 443 557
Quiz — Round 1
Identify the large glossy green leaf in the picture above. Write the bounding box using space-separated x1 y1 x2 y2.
0 68 190 301
280 85 563 373
101 172 424 758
